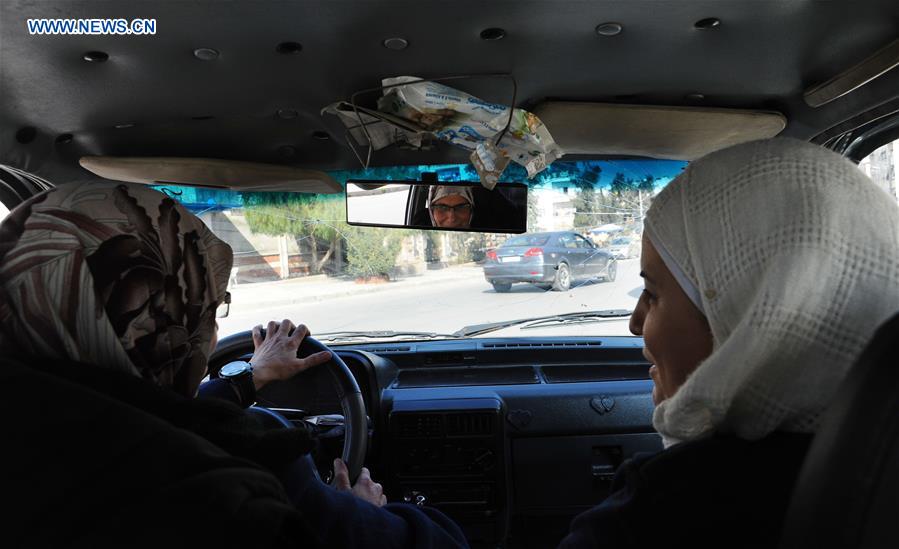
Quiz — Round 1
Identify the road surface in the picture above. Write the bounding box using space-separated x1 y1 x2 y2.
218 259 643 339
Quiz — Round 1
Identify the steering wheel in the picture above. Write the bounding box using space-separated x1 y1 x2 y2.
208 330 368 483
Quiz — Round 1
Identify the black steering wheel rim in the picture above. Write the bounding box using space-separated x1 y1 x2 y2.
208 331 367 483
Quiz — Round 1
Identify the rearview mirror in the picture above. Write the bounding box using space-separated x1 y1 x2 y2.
346 180 528 234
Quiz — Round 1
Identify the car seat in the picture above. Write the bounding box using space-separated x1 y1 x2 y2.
779 312 899 548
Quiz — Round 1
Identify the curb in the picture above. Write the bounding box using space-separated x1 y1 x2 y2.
229 265 483 314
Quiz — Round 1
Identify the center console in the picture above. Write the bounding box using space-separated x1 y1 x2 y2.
387 398 506 545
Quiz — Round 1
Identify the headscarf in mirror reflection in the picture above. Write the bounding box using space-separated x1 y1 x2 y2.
427 185 475 227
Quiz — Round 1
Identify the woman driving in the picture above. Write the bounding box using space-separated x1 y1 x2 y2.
0 181 467 548
428 185 475 229
560 138 899 548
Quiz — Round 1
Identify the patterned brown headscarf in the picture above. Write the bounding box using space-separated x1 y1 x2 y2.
0 181 233 396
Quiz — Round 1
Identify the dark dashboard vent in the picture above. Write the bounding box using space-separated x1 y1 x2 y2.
394 412 495 439
396 414 443 438
542 363 650 383
366 345 412 353
482 342 603 349
395 366 538 388
445 413 494 437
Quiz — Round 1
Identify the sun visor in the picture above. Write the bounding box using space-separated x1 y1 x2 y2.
532 102 786 161
78 156 342 194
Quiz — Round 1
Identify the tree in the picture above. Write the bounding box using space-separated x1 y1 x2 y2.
243 193 348 275
343 225 404 278
301 197 348 274
583 164 602 185
610 172 633 195
572 187 598 230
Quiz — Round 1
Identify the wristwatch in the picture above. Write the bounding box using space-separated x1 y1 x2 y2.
219 361 256 408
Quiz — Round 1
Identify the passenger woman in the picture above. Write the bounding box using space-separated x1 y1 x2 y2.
560 138 899 548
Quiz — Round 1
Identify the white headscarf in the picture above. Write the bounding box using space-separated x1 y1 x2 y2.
644 137 899 446
427 185 474 226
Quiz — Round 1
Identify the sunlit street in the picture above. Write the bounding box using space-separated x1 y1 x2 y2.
219 259 642 338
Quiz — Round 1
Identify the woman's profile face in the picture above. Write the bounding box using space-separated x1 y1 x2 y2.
630 234 713 406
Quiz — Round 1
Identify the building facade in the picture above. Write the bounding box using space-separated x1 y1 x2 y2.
858 140 899 203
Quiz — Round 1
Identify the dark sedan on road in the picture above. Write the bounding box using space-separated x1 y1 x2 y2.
483 231 617 292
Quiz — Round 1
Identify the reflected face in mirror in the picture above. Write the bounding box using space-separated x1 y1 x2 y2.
345 179 527 234
431 194 473 228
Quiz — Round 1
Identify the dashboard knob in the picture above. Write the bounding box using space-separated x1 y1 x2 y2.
403 490 428 506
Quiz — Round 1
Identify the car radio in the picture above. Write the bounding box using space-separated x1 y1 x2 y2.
387 398 506 542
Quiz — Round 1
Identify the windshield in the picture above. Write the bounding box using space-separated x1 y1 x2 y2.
156 159 687 340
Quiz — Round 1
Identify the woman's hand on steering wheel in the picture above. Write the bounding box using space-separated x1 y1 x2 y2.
333 458 387 507
250 319 332 390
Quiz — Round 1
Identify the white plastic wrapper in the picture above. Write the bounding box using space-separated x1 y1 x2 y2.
469 142 510 190
377 76 563 179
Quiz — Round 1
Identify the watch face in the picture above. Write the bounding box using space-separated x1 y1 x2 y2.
221 361 249 378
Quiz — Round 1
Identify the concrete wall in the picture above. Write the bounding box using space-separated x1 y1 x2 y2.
197 210 311 284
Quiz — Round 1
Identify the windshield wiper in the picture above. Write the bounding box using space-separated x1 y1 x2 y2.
454 309 632 337
520 309 633 330
315 330 458 343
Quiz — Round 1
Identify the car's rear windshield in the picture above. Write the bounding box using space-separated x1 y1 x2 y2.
502 234 550 247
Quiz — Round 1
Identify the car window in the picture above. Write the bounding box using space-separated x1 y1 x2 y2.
0 201 9 224
558 234 577 249
574 235 593 248
859 138 899 204
611 237 629 245
503 234 550 247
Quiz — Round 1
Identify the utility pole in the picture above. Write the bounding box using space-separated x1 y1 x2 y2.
638 190 644 220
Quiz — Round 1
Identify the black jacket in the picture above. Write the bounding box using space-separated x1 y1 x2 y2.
559 432 813 549
2 357 467 549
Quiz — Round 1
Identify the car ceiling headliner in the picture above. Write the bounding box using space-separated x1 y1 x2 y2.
2 0 899 185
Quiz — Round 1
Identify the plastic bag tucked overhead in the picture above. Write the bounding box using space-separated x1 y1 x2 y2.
378 76 563 182
321 101 425 151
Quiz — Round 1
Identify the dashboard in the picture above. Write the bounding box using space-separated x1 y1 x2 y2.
261 336 662 549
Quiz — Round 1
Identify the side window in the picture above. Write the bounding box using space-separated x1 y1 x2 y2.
859 139 899 204
0 201 9 224
560 235 578 249
574 235 590 248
